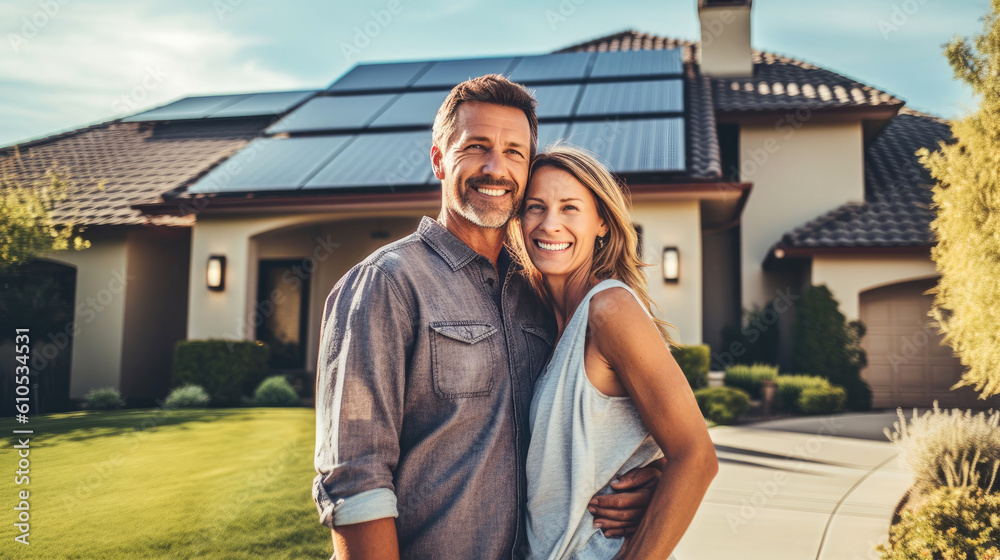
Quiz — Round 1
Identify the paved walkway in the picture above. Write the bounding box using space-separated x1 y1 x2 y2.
674 412 912 559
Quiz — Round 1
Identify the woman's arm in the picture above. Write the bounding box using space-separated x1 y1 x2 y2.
589 288 719 559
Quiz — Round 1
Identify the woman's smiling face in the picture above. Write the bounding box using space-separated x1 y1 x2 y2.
521 166 607 280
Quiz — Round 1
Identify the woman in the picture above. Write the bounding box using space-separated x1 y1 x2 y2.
510 146 718 560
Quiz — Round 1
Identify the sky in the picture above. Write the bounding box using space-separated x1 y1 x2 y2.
0 0 990 148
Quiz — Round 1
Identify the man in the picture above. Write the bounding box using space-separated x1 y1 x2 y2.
313 74 660 559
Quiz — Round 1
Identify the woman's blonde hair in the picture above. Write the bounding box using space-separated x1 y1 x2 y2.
507 145 678 347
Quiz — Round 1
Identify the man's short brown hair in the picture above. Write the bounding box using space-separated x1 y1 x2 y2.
431 74 539 159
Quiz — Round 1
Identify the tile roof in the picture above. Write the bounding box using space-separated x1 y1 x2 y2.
774 109 952 250
714 51 904 113
0 118 267 226
558 30 904 113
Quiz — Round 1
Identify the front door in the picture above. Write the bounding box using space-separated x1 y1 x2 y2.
256 260 309 370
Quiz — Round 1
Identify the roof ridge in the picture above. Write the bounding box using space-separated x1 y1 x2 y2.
556 30 904 106
1 117 122 154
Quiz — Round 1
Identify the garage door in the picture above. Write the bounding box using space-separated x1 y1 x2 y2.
860 277 998 409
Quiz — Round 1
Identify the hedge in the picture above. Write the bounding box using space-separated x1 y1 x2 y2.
797 385 847 415
173 340 270 405
671 344 710 390
723 363 778 399
694 386 751 425
774 374 832 413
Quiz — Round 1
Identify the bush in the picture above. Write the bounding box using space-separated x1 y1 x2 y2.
797 385 847 415
694 386 751 425
164 384 210 408
884 404 1000 492
253 376 300 407
84 387 124 410
792 285 872 411
774 374 832 412
875 485 999 560
719 303 780 368
723 363 778 399
917 5 1000 399
671 344 710 390
173 340 270 405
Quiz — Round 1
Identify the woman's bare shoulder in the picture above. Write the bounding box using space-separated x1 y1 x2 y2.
588 286 650 332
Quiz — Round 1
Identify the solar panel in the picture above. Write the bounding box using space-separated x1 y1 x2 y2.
507 52 595 83
590 49 684 79
122 94 251 122
328 61 432 92
412 57 517 88
369 90 450 128
266 94 397 134
576 79 684 116
303 131 434 189
536 123 569 152
564 118 685 173
207 91 316 118
187 136 352 193
532 84 581 119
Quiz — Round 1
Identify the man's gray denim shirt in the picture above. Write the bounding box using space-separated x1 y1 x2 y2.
313 216 556 560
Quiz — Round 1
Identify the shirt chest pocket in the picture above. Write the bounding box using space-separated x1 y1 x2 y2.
429 321 499 398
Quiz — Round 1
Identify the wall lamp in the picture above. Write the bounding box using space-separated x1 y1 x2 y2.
207 255 226 291
662 247 680 283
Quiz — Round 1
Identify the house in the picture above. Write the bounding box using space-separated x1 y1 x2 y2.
3 0 993 410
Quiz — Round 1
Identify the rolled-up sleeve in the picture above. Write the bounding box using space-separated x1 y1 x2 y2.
313 262 413 528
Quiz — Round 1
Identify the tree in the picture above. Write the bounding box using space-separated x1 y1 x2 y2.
918 0 1000 398
0 149 90 273
792 284 872 411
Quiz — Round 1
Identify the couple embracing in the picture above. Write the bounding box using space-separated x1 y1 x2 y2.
313 74 717 560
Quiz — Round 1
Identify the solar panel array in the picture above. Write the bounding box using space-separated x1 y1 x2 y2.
188 49 686 195
123 91 315 122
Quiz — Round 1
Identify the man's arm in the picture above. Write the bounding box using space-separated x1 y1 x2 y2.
313 263 414 558
587 458 664 538
333 518 400 560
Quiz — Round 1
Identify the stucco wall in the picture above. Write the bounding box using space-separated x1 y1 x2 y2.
811 253 938 320
739 121 865 311
187 211 432 372
46 231 129 399
632 200 702 346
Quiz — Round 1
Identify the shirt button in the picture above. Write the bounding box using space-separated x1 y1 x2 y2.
487 277 495 286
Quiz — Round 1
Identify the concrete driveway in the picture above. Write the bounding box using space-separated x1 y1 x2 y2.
674 412 912 560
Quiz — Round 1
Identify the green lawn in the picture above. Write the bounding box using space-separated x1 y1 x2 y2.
1 408 331 559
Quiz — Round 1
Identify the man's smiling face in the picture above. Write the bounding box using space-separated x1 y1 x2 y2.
432 101 532 229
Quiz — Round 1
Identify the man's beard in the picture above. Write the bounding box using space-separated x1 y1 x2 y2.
453 175 519 229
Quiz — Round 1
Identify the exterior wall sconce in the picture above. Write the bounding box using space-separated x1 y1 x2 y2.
207 255 226 291
662 247 680 283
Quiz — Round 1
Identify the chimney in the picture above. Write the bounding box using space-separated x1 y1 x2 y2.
698 0 754 77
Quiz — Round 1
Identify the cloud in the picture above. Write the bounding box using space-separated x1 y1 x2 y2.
0 3 310 145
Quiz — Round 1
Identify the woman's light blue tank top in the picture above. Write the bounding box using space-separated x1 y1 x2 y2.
525 279 675 560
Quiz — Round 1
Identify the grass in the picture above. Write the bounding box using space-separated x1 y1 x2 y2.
1 408 330 559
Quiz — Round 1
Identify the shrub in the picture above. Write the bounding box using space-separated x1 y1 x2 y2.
253 376 300 407
164 384 210 408
671 344 710 390
797 385 847 415
774 374 832 412
884 404 1000 492
173 340 270 405
694 386 751 425
84 387 124 410
719 303 780 368
917 4 1000 398
875 485 999 560
723 363 778 399
792 284 872 411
